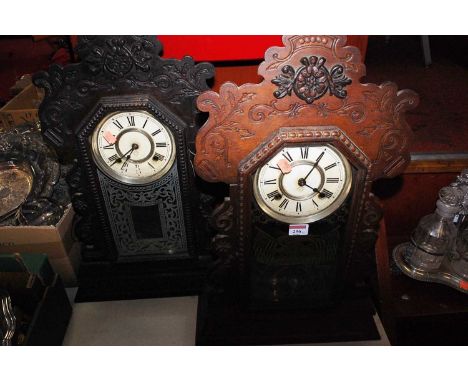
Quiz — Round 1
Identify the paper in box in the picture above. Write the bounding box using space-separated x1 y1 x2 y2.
0 205 81 286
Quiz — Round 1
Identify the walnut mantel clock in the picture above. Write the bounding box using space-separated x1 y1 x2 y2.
194 35 418 342
33 36 215 300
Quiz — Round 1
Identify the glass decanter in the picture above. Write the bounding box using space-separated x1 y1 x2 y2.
408 187 461 271
449 169 468 278
451 224 468 279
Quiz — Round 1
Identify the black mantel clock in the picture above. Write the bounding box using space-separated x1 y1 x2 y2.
33 36 215 301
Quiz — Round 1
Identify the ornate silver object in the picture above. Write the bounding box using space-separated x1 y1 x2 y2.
0 162 34 222
0 290 16 346
0 123 70 226
393 243 468 294
393 169 468 294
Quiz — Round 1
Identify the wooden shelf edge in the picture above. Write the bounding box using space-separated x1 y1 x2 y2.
404 152 468 174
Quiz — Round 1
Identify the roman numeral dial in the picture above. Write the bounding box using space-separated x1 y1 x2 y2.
92 110 176 185
253 144 352 224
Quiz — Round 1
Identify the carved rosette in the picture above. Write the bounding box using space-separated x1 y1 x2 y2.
272 56 352 104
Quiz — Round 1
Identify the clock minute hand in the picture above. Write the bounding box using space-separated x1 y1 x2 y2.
110 147 134 167
121 147 136 169
304 151 325 181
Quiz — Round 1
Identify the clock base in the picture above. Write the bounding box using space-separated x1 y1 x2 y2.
196 290 379 345
75 258 210 302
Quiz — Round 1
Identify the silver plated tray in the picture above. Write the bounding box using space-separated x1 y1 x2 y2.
393 242 468 295
0 161 34 222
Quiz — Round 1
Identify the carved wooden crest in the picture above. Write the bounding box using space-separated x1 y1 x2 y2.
34 36 214 157
194 35 418 290
195 35 418 184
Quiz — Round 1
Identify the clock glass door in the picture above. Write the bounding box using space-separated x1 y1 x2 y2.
250 144 354 307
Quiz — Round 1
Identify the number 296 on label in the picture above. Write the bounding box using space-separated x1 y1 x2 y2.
288 224 309 236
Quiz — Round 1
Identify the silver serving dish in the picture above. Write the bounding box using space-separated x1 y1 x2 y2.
393 242 468 295
0 161 34 222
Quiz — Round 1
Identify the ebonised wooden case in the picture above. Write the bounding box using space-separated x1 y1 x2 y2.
33 36 216 301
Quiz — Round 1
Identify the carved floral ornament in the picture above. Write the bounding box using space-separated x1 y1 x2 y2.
272 56 352 104
194 35 419 184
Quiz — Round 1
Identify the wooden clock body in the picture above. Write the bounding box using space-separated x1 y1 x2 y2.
34 36 215 300
195 35 418 314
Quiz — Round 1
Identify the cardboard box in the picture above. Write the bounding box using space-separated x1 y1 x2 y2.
0 84 43 130
0 206 81 286
50 242 81 286
9 74 33 96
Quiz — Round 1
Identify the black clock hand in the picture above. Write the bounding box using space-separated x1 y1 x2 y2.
110 147 134 167
304 151 324 181
121 148 136 169
303 183 326 197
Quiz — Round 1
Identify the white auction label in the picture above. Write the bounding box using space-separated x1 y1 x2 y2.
288 224 309 236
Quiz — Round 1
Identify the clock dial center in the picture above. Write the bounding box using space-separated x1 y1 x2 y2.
115 128 154 163
279 161 323 201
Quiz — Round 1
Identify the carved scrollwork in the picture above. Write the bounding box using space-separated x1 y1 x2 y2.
348 194 383 281
34 36 214 156
210 198 234 235
205 198 237 294
248 98 366 125
209 198 235 262
272 56 352 104
98 165 188 258
79 36 155 80
195 36 418 185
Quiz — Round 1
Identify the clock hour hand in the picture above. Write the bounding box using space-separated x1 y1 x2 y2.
303 183 327 198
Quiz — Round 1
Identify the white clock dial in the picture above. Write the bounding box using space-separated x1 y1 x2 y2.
91 110 176 184
253 144 352 224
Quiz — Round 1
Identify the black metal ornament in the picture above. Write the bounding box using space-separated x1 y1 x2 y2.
272 56 352 104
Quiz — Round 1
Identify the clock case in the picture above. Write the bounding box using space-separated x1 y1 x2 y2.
33 36 216 301
194 35 418 344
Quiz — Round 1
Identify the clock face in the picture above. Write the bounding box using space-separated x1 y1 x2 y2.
91 110 176 184
253 144 352 224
